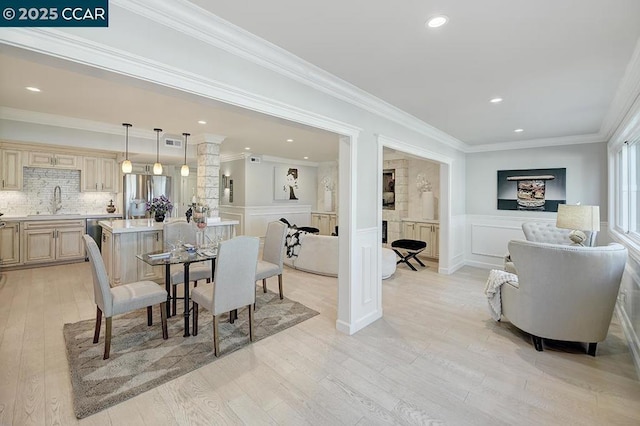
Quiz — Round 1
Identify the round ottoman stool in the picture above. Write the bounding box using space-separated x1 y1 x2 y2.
381 248 397 279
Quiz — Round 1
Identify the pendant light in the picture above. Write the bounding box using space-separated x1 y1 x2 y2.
153 128 163 175
181 132 190 177
121 123 133 173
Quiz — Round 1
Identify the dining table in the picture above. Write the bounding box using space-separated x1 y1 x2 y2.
137 248 217 337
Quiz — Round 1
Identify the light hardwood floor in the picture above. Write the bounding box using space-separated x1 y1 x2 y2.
1 260 639 425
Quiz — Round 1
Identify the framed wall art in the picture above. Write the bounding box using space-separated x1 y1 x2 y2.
274 166 299 200
497 168 566 212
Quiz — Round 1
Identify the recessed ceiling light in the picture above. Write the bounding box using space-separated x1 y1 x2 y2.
514 128 524 133
197 120 207 124
25 86 41 92
426 15 448 28
245 147 251 150
303 156 309 160
490 97 503 103
286 139 294 142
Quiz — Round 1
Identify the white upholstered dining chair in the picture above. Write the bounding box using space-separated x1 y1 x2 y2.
191 236 260 356
164 220 213 315
83 235 168 360
255 220 288 299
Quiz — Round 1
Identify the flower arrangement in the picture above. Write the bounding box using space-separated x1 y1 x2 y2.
416 173 432 192
146 195 173 216
320 176 334 192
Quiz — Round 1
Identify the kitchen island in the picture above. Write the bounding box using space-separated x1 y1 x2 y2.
98 218 238 285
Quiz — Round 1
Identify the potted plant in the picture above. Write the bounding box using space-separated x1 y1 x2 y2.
146 195 173 222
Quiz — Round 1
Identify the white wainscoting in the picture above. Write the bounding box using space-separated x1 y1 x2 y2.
466 215 533 270
617 253 640 379
465 214 611 270
219 205 312 237
336 226 383 335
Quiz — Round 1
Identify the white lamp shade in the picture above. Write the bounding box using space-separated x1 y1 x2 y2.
153 162 163 175
556 205 600 231
121 159 132 173
181 164 190 177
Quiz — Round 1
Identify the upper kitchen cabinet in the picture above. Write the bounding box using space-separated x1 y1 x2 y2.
81 156 118 192
1 149 23 190
28 151 78 169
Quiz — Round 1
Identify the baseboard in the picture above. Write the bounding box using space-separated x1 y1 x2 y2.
616 304 640 380
464 259 504 270
336 309 383 335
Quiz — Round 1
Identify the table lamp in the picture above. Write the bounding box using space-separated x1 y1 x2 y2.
556 204 600 246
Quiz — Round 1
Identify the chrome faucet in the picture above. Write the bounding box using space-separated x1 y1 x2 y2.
53 185 62 214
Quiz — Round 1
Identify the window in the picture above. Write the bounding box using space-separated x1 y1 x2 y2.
613 138 640 240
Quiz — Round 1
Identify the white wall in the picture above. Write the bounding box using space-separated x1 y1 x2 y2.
465 142 608 269
245 158 317 208
219 159 246 206
466 142 608 218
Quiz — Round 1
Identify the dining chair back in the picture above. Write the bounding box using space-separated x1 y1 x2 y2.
255 220 288 298
214 235 260 314
83 235 168 359
191 235 260 355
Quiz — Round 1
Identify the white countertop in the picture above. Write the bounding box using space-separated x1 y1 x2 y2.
1 213 123 222
99 218 239 234
401 218 439 223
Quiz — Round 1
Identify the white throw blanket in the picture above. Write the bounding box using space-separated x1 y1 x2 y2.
484 269 518 321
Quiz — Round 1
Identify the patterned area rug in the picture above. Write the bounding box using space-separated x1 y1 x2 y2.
63 290 319 419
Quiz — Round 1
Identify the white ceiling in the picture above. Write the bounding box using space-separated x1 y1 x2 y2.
190 0 640 145
0 49 340 163
2 0 640 160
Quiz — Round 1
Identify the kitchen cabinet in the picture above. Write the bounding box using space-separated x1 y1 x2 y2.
82 157 118 192
402 220 439 259
23 220 85 264
131 163 154 174
0 222 21 266
28 152 79 169
1 149 23 190
311 212 337 235
101 228 163 286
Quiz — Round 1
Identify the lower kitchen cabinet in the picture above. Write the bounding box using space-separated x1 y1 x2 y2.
23 220 85 264
401 219 439 259
101 228 163 286
311 212 337 235
0 222 21 266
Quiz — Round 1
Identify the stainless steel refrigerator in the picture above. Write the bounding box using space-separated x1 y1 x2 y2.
123 174 173 219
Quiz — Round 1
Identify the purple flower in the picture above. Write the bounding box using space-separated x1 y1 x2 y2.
146 194 173 214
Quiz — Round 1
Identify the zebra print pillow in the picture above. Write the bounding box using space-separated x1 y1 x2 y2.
284 227 310 258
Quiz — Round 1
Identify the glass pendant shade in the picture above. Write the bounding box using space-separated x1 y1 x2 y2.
181 132 190 177
122 123 132 174
121 159 132 173
153 128 162 176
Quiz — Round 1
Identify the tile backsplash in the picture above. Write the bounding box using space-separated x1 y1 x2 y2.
0 167 117 216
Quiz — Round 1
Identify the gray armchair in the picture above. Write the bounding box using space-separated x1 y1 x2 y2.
502 240 627 355
504 221 597 273
522 221 596 247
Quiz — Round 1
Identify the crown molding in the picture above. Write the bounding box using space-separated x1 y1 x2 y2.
220 152 251 163
464 132 608 153
111 0 466 152
0 106 156 139
0 27 363 140
261 155 319 167
600 37 640 141
191 133 227 145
